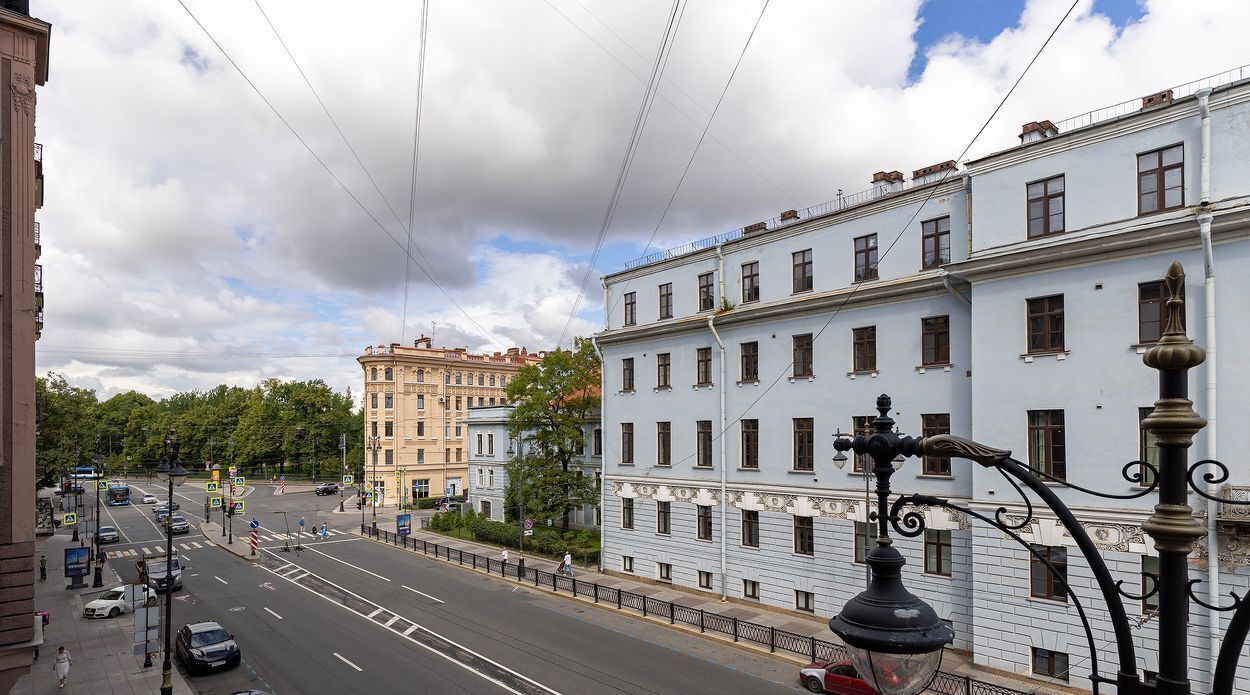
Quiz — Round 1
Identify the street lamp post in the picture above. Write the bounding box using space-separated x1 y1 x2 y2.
92 453 105 588
824 263 1250 695
155 430 187 695
506 439 526 578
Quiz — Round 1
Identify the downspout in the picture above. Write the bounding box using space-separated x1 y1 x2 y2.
1197 87 1219 686
711 244 728 601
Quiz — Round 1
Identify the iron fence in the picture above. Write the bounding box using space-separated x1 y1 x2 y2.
362 525 1031 695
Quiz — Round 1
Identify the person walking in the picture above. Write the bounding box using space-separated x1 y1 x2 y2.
562 552 574 577
39 555 46 581
53 646 70 688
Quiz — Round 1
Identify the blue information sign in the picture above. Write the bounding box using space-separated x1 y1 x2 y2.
64 547 90 578
397 514 412 537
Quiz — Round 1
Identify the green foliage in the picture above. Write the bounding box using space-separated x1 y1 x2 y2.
504 338 601 530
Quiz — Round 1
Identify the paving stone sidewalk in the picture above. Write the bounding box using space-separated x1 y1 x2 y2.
12 531 192 695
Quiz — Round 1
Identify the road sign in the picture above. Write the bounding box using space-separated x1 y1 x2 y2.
209 497 222 508
250 518 260 530
234 476 245 486
523 518 533 530
98 480 108 491
231 501 244 513
524 530 534 536
62 512 77 526
343 475 353 484
206 482 218 493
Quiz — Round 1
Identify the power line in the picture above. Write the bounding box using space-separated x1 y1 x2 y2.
401 0 431 345
177 0 507 348
630 0 1081 474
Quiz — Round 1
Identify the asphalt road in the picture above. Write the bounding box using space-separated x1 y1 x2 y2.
93 480 803 695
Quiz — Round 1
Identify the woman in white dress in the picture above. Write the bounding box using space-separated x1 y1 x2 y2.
53 646 70 688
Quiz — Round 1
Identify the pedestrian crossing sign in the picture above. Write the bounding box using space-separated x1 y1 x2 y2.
343 475 353 484
206 482 218 493
231 501 245 513
210 497 222 508
63 512 77 526
234 476 245 486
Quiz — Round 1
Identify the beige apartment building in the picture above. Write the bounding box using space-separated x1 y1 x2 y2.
358 337 542 507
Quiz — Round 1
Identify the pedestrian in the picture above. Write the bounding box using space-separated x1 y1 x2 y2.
39 555 46 581
53 646 70 688
563 552 574 577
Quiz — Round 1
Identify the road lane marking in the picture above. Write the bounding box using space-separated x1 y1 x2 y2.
215 576 228 585
259 549 561 695
366 608 383 619
263 607 283 620
384 616 399 627
299 544 391 582
401 585 445 604
333 652 363 672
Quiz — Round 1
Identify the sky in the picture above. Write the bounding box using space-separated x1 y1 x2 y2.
30 0 1248 401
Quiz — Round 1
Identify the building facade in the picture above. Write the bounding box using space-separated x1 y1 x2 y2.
0 3 48 690
467 404 602 530
597 70 1250 692
357 337 541 508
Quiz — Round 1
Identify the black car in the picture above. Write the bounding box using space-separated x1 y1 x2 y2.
176 621 240 674
314 482 339 496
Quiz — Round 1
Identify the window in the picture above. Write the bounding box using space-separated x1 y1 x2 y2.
697 505 712 540
793 334 813 377
793 418 814 472
621 498 634 529
740 419 759 469
852 416 873 473
656 501 671 534
793 516 814 555
1027 295 1064 353
385 393 393 409
658 283 673 319
921 216 951 268
417 395 425 409
698 272 715 311
742 262 760 302
854 234 878 281
921 316 950 366
795 590 815 613
384 367 393 380
1032 648 1069 681
741 510 759 548
854 521 872 563
384 421 394 437
1138 280 1184 343
416 421 425 437
698 571 713 589
740 341 758 381
621 358 635 391
696 421 712 468
621 423 634 464
657 562 672 581
1027 175 1065 238
1028 410 1066 480
1030 543 1067 601
657 422 671 466
1142 555 1160 613
593 429 602 456
371 393 378 409
924 530 952 576
922 414 951 476
852 326 877 372
370 367 378 381
1138 144 1184 215
623 291 637 326
622 556 634 572
656 353 671 388
792 249 813 293
1139 407 1159 487
696 348 712 385
743 579 759 599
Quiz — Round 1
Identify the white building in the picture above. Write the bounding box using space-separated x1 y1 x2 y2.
596 69 1250 692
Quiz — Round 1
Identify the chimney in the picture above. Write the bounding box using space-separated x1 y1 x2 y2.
1141 89 1174 110
871 170 905 196
743 221 768 235
1019 120 1058 144
911 160 958 186
779 209 799 223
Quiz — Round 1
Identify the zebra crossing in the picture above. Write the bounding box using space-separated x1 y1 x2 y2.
106 529 351 557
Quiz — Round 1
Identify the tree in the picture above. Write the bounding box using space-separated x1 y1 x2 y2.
505 338 600 531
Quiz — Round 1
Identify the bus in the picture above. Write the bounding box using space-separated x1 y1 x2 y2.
106 484 130 506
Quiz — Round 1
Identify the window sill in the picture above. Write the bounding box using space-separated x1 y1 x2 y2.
1020 350 1069 363
846 370 879 379
653 386 673 393
788 375 816 383
915 364 953 374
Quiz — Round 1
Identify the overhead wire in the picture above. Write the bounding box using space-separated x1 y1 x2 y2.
177 0 507 348
401 0 431 345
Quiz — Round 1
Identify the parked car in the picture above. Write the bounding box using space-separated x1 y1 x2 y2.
175 621 241 674
141 493 158 504
314 482 339 496
169 516 190 535
95 526 120 544
83 584 156 619
799 660 877 694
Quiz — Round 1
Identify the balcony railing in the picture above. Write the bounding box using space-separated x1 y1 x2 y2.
1219 485 1250 522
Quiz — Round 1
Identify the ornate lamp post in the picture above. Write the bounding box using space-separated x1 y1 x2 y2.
826 263 1250 695
155 430 187 695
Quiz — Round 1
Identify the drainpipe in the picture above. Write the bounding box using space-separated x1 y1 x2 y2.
592 335 607 574
711 244 728 601
1196 87 1219 687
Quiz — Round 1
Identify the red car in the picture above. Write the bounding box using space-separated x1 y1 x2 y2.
799 659 876 694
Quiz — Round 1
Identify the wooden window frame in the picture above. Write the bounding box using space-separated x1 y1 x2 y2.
1027 409 1066 480
741 262 760 303
853 326 877 372
921 413 951 476
741 509 759 548
793 515 815 555
740 419 759 469
921 315 950 366
740 341 759 381
696 347 713 385
792 249 813 293
854 234 879 281
1026 294 1065 354
624 292 636 326
1029 543 1068 602
1026 174 1065 238
921 215 951 269
621 423 634 464
1137 143 1184 216
793 418 814 472
792 334 813 377
695 421 713 468
924 529 952 576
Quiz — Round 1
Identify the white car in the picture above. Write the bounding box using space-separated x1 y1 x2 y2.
83 585 156 619
141 493 158 504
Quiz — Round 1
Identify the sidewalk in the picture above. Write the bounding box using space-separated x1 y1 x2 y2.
362 521 1063 695
13 531 192 695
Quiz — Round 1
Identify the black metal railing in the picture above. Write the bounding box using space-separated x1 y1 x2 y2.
361 525 1031 695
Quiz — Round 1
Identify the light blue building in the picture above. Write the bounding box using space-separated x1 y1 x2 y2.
596 68 1250 692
